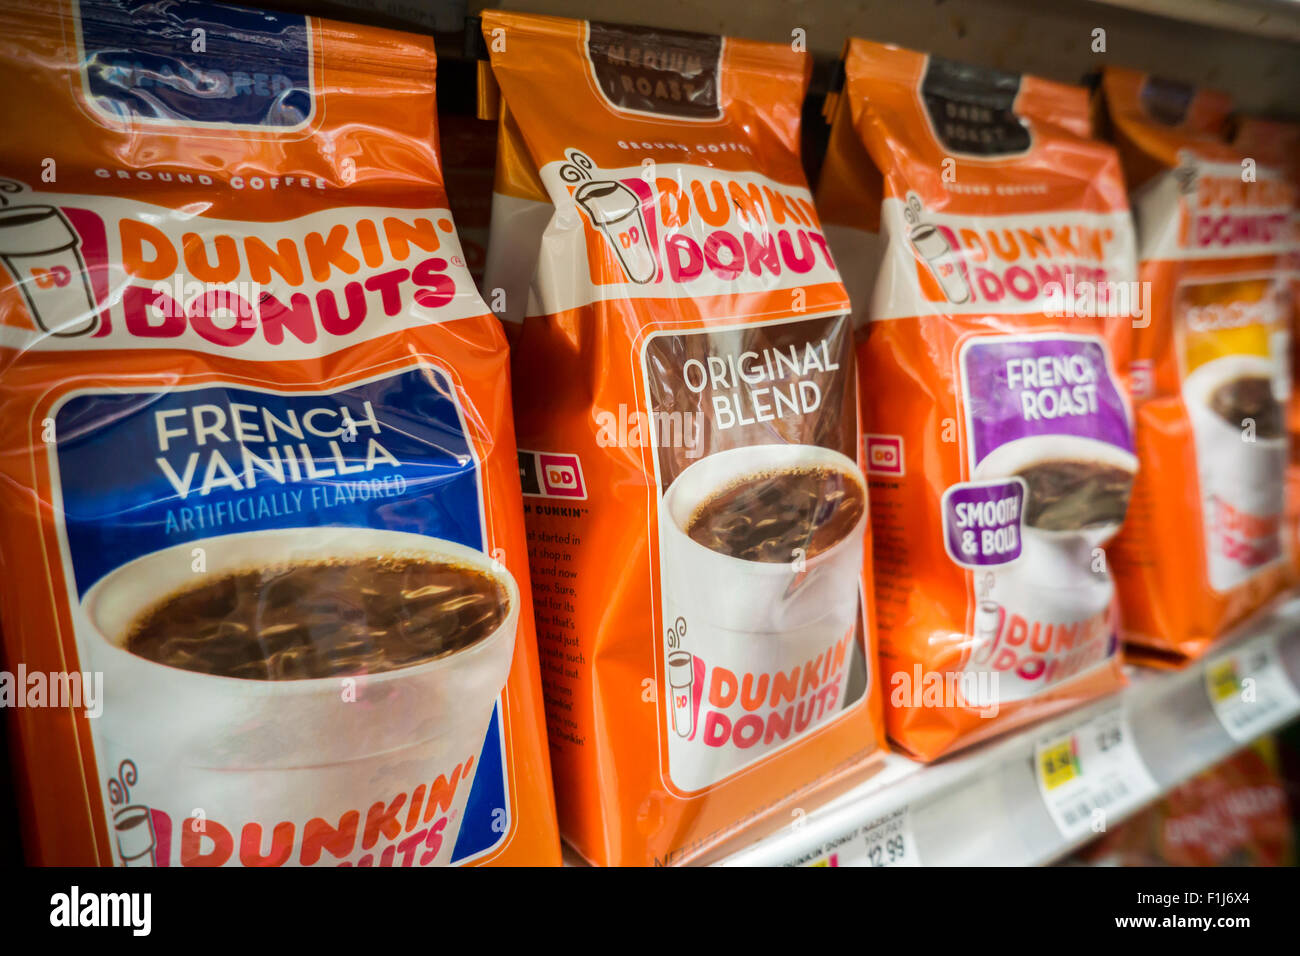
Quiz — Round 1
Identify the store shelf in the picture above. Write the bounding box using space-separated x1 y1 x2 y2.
716 594 1300 867
1090 0 1300 43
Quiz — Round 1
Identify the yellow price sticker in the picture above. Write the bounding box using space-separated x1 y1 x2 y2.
1207 660 1240 703
1039 738 1078 790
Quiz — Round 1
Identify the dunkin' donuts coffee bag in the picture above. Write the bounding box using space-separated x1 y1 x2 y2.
818 39 1136 761
481 11 885 866
1231 117 1300 580
1101 70 1296 660
0 0 560 866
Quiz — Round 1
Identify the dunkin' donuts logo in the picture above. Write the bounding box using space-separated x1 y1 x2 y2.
560 151 836 290
667 632 852 752
900 192 1127 310
1176 158 1295 252
964 602 1115 687
0 186 471 350
584 22 722 121
104 755 477 867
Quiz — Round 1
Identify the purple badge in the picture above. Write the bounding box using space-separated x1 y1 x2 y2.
942 478 1026 567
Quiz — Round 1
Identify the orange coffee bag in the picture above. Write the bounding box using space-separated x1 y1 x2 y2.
818 39 1136 761
482 11 886 865
0 0 560 866
1101 70 1296 659
1232 116 1300 580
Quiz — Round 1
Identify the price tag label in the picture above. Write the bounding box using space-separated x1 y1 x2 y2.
1034 704 1157 842
1205 634 1300 743
858 807 920 867
793 807 920 867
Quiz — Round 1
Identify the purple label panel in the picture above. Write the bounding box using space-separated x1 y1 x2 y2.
942 479 1025 567
961 336 1132 468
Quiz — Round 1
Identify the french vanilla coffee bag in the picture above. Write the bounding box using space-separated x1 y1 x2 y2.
481 11 886 865
1232 116 1300 581
818 39 1137 761
0 0 560 866
1101 70 1297 660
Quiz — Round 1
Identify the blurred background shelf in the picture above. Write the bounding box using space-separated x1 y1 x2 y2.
715 594 1300 866
278 1 1300 114
1090 0 1300 42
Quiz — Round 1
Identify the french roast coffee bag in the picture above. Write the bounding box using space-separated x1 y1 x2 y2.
817 39 1137 761
481 11 886 865
1101 70 1297 660
0 0 561 866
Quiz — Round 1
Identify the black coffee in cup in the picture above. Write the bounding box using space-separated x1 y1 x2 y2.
124 558 508 679
1015 460 1134 531
1208 375 1282 438
685 466 865 562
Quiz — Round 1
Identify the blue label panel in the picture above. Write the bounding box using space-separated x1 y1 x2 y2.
78 0 312 126
55 366 483 593
54 364 507 864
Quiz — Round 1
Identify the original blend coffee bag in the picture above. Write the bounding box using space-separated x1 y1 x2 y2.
1101 69 1296 660
0 0 560 866
481 11 885 866
818 39 1137 760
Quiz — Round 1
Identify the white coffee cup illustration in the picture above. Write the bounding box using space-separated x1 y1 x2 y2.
1183 355 1287 588
79 526 519 867
963 530 1116 702
969 599 1003 666
574 179 657 283
909 223 971 304
657 443 867 790
966 434 1134 700
0 204 98 336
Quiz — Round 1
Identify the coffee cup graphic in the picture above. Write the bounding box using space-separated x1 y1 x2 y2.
909 223 971 304
962 528 1116 702
1182 355 1287 588
79 526 519 867
574 179 656 284
657 444 867 790
972 434 1139 547
0 204 98 336
969 599 1004 666
667 650 695 739
112 805 157 867
965 435 1135 700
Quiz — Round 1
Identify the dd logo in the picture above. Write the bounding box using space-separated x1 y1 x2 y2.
865 435 904 476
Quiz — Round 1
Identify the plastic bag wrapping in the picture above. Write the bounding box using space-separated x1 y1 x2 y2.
0 0 559 867
818 39 1137 761
482 10 887 866
1102 68 1296 660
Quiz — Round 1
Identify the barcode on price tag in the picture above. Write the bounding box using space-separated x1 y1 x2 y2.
1034 704 1157 842
1205 633 1300 743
